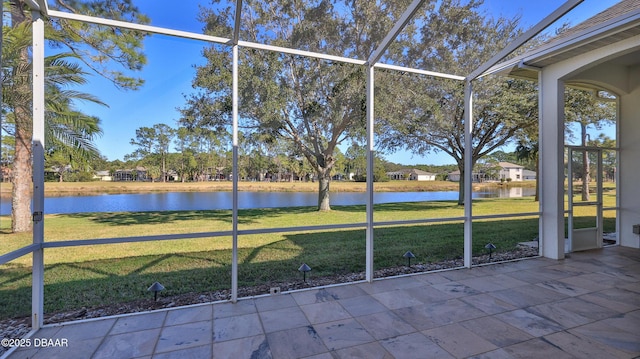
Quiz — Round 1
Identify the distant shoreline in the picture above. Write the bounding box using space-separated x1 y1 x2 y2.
0 180 535 198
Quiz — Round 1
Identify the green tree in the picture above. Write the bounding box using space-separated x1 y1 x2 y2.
173 127 198 182
3 22 105 229
376 0 538 205
345 143 367 181
589 134 617 182
181 0 416 210
2 1 148 232
45 150 71 182
128 124 175 182
145 165 161 182
476 158 500 182
564 88 616 200
1 135 16 167
486 150 522 168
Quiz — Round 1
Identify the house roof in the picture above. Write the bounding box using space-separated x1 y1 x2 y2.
498 161 524 169
409 169 435 176
486 0 640 80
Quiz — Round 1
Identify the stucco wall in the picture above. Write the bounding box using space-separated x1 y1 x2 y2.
619 66 640 248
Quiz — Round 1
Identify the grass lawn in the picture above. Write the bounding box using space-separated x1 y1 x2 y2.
0 184 616 320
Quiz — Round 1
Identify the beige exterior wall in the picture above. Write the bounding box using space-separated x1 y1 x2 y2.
619 67 640 248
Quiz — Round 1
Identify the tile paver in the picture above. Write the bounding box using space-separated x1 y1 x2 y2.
155 320 212 353
494 309 565 337
265 326 327 358
354 310 415 340
211 335 269 358
93 328 160 359
423 323 497 358
503 338 575 359
313 318 375 351
459 316 533 348
5 246 638 359
299 300 352 324
259 306 310 333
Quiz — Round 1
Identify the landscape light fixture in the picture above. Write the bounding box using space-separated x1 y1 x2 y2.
298 263 311 282
147 282 165 301
485 243 497 260
403 251 416 267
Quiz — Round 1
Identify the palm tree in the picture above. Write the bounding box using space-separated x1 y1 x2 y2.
3 0 147 232
2 21 105 232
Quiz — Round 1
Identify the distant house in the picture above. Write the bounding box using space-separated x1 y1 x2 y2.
523 169 537 181
498 162 524 182
387 168 436 181
93 170 112 181
448 162 534 182
447 170 483 182
113 166 147 181
332 172 354 181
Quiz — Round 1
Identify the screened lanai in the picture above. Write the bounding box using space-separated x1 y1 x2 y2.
1 0 638 348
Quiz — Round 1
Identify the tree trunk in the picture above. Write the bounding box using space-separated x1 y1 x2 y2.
317 169 331 211
534 158 539 202
580 123 590 201
457 175 465 205
10 12 34 232
457 163 465 205
11 117 33 233
581 150 590 201
162 155 166 182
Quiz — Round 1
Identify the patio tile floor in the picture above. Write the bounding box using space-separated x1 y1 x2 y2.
5 246 640 359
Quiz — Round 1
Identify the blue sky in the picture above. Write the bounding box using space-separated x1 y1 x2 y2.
73 0 620 165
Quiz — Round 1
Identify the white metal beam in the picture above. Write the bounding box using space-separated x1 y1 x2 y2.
238 40 366 65
231 44 239 303
368 0 425 65
374 63 465 81
48 10 232 45
230 0 242 306
463 80 473 268
233 0 243 44
48 10 368 66
47 9 471 83
365 65 375 282
31 10 46 330
24 0 48 15
468 0 583 80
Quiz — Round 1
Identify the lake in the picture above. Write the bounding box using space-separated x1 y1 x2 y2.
0 187 535 215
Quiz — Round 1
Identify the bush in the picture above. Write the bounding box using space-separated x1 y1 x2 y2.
65 171 97 182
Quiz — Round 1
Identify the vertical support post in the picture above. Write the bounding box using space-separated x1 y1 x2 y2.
596 148 603 248
567 147 574 253
539 72 565 259
463 80 473 268
231 44 239 302
537 71 544 256
31 10 46 330
614 96 620 245
365 65 375 282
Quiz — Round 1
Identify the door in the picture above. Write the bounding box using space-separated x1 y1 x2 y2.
567 147 603 252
